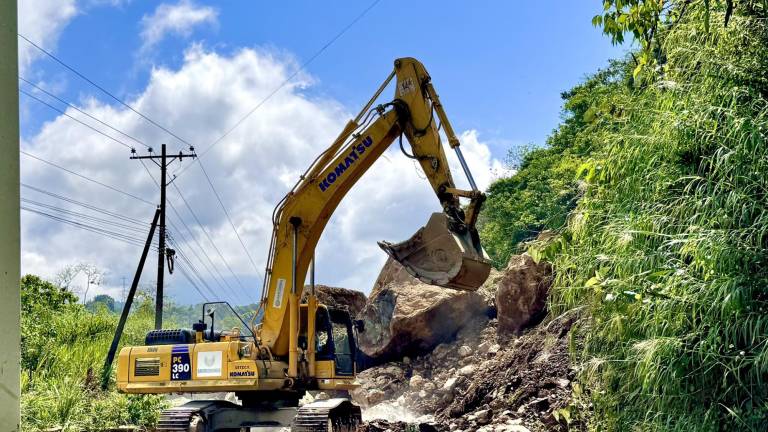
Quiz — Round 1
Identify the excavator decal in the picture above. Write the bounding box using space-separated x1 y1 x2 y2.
170 345 191 381
317 135 374 192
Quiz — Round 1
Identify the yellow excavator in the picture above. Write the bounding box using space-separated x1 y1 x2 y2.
116 57 491 431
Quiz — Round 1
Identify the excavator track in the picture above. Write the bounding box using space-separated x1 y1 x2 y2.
157 399 359 431
293 399 362 432
157 405 205 432
157 400 287 432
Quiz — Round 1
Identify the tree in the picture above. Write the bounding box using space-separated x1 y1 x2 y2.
87 294 116 313
21 274 77 315
53 263 104 304
593 0 763 78
20 275 77 371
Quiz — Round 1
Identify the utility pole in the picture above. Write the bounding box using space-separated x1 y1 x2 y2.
102 209 161 388
131 143 196 329
0 0 20 428
121 276 126 303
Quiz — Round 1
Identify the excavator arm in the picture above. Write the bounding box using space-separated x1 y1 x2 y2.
114 59 491 432
257 58 491 375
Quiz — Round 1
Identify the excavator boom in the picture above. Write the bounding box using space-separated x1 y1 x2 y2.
259 58 491 363
116 57 491 432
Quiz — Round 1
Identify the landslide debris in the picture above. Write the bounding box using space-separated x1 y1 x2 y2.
354 254 576 432
301 284 367 316
495 254 552 334
357 258 499 361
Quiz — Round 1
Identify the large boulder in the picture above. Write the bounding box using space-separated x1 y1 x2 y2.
495 254 552 335
301 285 367 317
358 258 488 360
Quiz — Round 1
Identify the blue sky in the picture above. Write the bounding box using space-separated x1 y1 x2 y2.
19 1 628 305
23 1 624 154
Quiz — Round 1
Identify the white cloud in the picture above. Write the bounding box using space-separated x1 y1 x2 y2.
20 45 502 304
18 0 79 75
139 0 218 51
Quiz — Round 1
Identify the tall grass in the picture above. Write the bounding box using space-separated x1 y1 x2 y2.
548 7 768 431
21 278 167 432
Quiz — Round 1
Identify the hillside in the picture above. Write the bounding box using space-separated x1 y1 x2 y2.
481 1 768 430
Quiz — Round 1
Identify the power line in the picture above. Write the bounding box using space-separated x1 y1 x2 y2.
20 150 155 206
197 159 263 280
142 162 245 306
20 89 132 149
173 258 211 303
24 197 218 306
167 224 236 305
21 183 148 226
21 197 146 232
21 206 156 249
172 182 256 304
18 33 195 150
170 221 243 305
167 236 217 301
19 77 150 149
197 0 383 158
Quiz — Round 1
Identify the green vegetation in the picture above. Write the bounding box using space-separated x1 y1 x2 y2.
482 1 768 430
20 272 260 431
479 60 630 267
21 275 166 431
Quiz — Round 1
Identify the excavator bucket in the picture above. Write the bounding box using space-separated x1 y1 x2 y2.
378 212 492 291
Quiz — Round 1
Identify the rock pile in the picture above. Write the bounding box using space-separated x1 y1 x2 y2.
353 253 575 432
356 257 497 361
301 284 368 316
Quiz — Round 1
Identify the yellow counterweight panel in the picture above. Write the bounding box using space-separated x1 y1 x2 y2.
128 345 172 383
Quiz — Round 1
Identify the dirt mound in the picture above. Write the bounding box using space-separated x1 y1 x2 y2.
438 312 578 430
300 284 367 316
355 312 578 431
355 255 579 431
360 420 441 431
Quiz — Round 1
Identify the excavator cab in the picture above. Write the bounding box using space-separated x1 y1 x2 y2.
379 212 492 291
299 304 359 377
314 307 357 376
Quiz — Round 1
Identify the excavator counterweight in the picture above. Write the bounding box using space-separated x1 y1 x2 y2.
379 212 491 291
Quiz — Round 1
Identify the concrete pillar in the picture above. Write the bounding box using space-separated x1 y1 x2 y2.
0 0 21 430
